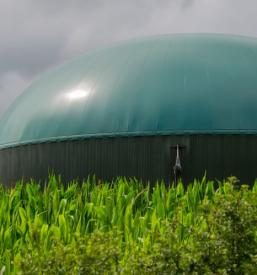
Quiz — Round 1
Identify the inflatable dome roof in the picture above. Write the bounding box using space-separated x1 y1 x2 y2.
1 34 257 148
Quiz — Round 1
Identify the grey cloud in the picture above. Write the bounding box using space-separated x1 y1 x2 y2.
0 72 28 114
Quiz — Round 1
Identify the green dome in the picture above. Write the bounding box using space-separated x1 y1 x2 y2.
1 34 257 148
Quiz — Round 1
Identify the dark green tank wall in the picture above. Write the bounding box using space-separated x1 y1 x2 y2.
0 135 256 185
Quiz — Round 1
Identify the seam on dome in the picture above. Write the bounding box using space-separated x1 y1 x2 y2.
1 129 257 149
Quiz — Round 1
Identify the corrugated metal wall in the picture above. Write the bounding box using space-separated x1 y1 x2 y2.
0 135 257 186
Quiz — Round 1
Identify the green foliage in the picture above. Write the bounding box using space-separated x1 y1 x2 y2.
0 176 256 274
16 231 122 275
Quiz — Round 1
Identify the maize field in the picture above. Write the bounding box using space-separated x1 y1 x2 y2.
0 175 257 274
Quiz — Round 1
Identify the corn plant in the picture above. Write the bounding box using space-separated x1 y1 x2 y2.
0 175 256 273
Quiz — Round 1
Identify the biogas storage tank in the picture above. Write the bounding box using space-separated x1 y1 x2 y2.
1 34 257 185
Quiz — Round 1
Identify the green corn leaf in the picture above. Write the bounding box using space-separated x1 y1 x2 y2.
18 207 27 235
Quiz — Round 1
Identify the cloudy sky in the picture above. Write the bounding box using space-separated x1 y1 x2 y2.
0 0 257 117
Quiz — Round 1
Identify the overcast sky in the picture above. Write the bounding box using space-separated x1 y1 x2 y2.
0 0 257 117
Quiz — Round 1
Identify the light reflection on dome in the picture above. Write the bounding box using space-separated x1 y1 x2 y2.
65 88 90 101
